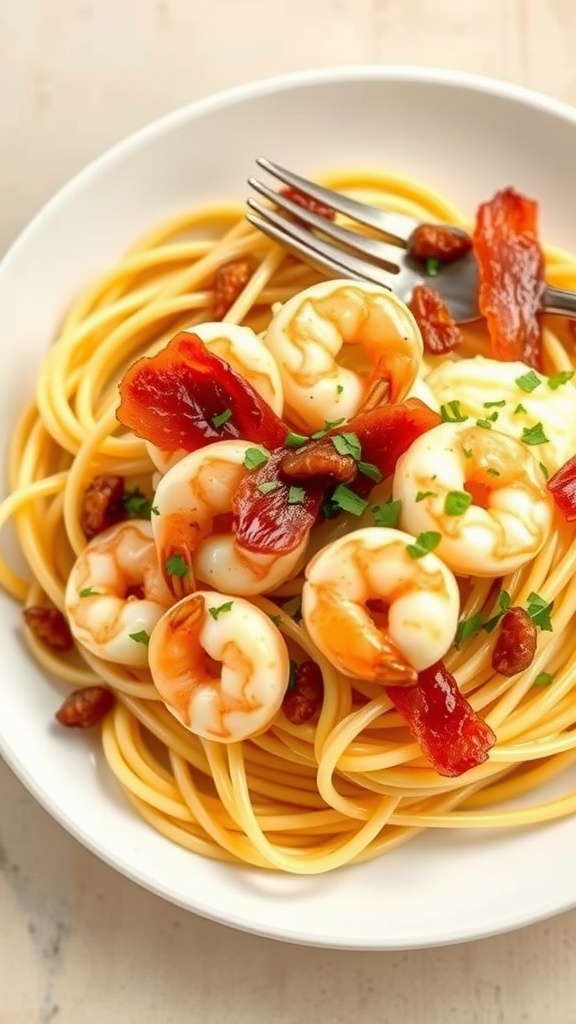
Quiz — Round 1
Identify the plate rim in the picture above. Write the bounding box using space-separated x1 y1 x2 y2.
2 63 576 950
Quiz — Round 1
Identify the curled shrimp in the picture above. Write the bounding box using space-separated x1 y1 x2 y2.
148 591 290 742
263 279 423 432
393 422 553 577
302 526 460 683
425 355 576 474
65 521 173 667
147 322 284 474
152 439 306 598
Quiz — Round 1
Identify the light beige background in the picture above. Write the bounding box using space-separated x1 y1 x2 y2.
2 1 576 1021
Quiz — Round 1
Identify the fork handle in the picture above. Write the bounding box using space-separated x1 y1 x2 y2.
545 285 576 318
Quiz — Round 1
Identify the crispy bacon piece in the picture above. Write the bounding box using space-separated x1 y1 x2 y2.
473 188 545 369
117 332 287 454
491 607 537 676
410 285 463 355
280 438 357 483
387 661 496 777
232 449 324 555
409 223 472 263
213 257 252 320
282 661 323 724
81 474 125 538
547 453 576 521
55 686 115 728
279 187 336 221
23 606 74 651
335 398 441 495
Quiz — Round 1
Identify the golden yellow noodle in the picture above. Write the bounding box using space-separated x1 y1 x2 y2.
2 168 576 873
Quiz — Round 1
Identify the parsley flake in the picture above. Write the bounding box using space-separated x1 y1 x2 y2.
513 403 527 415
539 461 549 480
372 499 401 528
440 400 468 423
151 505 160 516
406 531 441 559
547 370 574 390
209 601 234 620
476 418 493 430
444 490 472 516
455 611 484 648
331 432 362 461
534 672 553 687
462 447 473 459
336 384 344 395
483 590 512 632
426 257 440 276
283 597 302 622
243 447 270 470
287 486 306 505
515 370 542 393
129 630 150 646
521 422 549 446
269 614 282 627
526 592 554 632
165 554 189 577
487 468 500 477
258 480 282 495
78 586 99 598
331 484 369 516
212 408 233 428
358 461 383 483
416 490 437 502
284 431 309 448
122 487 153 518
483 399 506 409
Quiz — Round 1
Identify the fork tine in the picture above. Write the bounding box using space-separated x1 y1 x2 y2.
256 157 420 245
248 178 403 270
245 208 398 292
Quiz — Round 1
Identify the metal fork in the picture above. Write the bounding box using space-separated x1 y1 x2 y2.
247 157 576 323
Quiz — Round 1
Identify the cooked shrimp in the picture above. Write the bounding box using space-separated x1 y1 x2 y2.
263 279 423 432
425 355 576 474
147 322 284 474
393 422 553 577
152 439 306 598
148 591 290 742
65 521 173 667
302 526 460 683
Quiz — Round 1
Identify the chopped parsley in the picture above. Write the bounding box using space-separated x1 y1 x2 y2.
243 447 270 470
547 370 574 390
287 486 306 505
406 531 441 559
521 422 549 446
358 461 383 483
129 630 150 646
462 447 473 459
151 505 160 516
320 495 341 520
332 432 362 461
257 480 282 495
284 431 309 448
372 499 401 528
78 586 99 598
283 597 302 622
483 590 512 633
475 418 493 430
487 468 500 477
310 417 346 440
336 384 344 395
440 400 468 423
526 591 554 632
483 399 506 408
515 370 542 393
165 554 189 577
426 257 440 276
444 490 472 516
513 403 527 415
539 461 549 480
533 672 553 687
211 408 233 428
122 487 153 518
455 611 484 648
416 490 436 502
331 484 369 516
269 614 282 627
209 601 234 620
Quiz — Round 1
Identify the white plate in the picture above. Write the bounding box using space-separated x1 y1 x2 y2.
1 66 576 950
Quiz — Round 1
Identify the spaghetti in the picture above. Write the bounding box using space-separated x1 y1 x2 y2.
3 168 576 874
